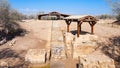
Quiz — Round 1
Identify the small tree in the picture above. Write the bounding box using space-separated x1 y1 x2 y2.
0 0 26 44
107 0 120 20
9 9 27 21
97 14 116 19
0 0 10 24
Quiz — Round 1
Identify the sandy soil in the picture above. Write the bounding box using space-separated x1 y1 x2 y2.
0 20 52 67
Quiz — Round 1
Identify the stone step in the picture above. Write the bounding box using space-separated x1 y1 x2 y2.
77 51 115 68
25 49 46 64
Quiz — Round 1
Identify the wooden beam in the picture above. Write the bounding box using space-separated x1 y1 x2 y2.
77 22 80 37
91 25 94 34
91 21 97 34
80 23 82 32
77 21 82 37
65 20 71 32
89 21 96 34
67 25 70 32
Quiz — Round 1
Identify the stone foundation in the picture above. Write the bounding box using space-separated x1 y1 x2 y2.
78 52 115 68
25 49 46 64
64 32 115 68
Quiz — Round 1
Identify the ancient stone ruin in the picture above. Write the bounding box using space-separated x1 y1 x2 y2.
64 32 115 68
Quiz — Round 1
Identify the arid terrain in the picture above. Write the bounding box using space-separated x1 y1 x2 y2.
0 19 120 68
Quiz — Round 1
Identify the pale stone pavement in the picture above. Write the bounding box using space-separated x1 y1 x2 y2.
50 20 77 68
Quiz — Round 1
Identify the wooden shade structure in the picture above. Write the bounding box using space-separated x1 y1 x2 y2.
64 15 98 37
38 12 70 20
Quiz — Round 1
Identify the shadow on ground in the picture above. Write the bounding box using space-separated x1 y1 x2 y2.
0 21 27 45
101 36 120 68
0 48 29 68
70 30 90 35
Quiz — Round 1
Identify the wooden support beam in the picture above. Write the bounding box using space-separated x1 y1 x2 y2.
67 25 70 32
77 22 80 37
65 20 71 32
64 16 98 37
91 25 94 34
92 21 97 34
77 21 82 37
80 23 81 32
89 21 96 34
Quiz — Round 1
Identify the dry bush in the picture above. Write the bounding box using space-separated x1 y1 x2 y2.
0 0 10 24
0 0 27 45
107 0 120 20
96 14 116 19
9 9 27 21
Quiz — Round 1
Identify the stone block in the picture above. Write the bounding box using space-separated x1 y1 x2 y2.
0 60 8 67
77 52 115 68
25 49 46 64
73 34 98 59
51 46 66 60
65 32 74 44
64 32 74 56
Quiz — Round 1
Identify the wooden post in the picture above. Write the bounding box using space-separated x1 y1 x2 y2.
80 23 82 32
65 20 71 32
89 21 96 34
77 22 80 37
91 25 94 34
67 24 70 32
77 21 82 37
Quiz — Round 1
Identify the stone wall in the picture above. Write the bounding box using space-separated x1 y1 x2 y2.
64 32 115 68
73 34 98 59
78 52 115 68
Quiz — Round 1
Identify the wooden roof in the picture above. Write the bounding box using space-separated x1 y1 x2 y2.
38 12 70 17
64 15 98 22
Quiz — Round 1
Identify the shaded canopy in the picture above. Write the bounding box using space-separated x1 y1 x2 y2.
64 15 98 22
38 12 70 20
64 15 98 37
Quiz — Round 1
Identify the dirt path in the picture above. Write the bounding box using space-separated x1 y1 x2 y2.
16 20 52 52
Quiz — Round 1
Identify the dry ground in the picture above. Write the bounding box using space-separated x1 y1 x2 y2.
0 20 52 67
0 19 120 67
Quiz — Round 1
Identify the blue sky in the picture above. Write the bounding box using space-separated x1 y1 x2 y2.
9 0 112 15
